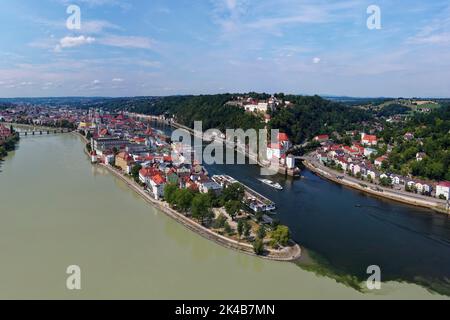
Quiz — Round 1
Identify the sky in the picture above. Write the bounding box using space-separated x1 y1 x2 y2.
0 0 449 98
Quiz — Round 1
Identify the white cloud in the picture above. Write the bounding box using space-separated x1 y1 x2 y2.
98 36 154 50
112 78 124 82
55 36 95 51
313 57 321 64
92 80 101 84
407 6 450 45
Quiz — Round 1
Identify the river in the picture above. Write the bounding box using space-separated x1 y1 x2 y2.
0 134 447 299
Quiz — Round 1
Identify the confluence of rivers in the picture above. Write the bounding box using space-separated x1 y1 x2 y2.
0 133 448 299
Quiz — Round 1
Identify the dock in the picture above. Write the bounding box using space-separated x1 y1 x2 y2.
212 175 276 213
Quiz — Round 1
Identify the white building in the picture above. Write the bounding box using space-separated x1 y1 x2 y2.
199 181 223 195
364 148 377 157
149 174 166 200
286 154 296 169
436 182 450 200
244 102 269 113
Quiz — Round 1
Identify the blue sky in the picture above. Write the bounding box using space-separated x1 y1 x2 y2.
0 0 449 98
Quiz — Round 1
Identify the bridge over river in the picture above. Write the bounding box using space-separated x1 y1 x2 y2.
6 123 73 137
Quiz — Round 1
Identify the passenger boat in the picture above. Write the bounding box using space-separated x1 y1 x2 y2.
258 179 283 190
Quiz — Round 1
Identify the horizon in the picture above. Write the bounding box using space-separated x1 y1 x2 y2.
1 1 450 98
1 93 450 100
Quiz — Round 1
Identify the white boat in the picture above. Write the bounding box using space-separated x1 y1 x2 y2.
258 179 283 190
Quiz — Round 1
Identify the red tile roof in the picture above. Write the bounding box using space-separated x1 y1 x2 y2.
151 174 166 185
362 134 377 142
314 134 329 141
278 133 289 142
140 167 159 177
438 181 450 188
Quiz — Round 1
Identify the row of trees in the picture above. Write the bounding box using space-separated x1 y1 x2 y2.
164 182 247 224
164 183 214 225
163 181 291 255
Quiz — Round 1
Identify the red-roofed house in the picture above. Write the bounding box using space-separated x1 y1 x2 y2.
374 155 388 167
343 145 359 155
266 133 292 162
436 181 450 200
139 167 159 184
149 174 166 200
278 133 289 142
361 133 378 146
313 134 329 142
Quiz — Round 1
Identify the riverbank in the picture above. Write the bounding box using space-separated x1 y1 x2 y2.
303 159 449 215
74 131 301 261
0 134 20 160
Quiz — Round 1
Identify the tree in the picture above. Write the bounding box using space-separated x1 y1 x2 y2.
191 193 213 224
0 146 6 157
224 222 233 235
253 239 264 255
175 189 194 213
271 225 290 246
222 183 245 202
379 176 392 187
243 221 251 238
164 183 179 206
131 164 142 183
213 214 227 229
237 220 244 239
257 225 266 239
224 200 241 221
208 189 221 208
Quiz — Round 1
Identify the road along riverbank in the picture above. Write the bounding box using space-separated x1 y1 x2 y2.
303 159 449 215
74 131 301 261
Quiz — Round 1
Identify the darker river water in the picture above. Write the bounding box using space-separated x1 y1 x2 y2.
157 122 450 295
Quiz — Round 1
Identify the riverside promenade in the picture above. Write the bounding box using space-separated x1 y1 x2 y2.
303 157 449 215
